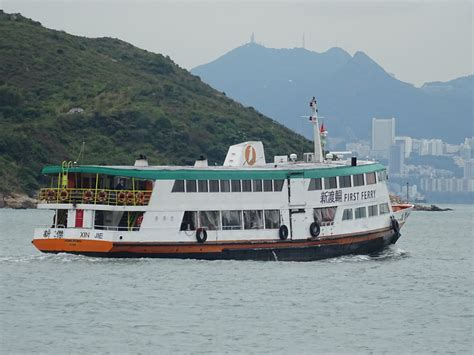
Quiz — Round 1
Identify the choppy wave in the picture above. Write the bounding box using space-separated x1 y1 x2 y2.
325 246 409 263
0 253 157 264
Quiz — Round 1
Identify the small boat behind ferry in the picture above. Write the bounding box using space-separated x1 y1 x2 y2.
32 99 413 261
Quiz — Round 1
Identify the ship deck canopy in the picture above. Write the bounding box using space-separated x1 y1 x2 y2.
42 161 385 181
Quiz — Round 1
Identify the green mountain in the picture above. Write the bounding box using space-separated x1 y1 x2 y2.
0 11 310 195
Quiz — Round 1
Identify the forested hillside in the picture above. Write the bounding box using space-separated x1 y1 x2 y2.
0 11 310 195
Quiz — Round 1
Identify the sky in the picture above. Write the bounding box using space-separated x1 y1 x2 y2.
2 0 473 86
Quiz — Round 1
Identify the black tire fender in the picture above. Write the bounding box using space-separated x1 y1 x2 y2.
390 217 400 234
196 228 207 243
309 222 321 238
279 225 289 240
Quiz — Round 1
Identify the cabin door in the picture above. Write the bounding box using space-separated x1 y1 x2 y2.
288 175 308 239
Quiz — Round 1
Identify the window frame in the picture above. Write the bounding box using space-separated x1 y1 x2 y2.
231 180 242 192
308 178 322 191
339 175 352 188
342 208 353 221
171 180 185 192
353 174 365 187
197 180 208 193
185 180 197 193
355 206 367 219
263 180 273 192
324 177 337 189
220 180 230 192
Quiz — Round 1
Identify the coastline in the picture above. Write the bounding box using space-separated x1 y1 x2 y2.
0 193 37 209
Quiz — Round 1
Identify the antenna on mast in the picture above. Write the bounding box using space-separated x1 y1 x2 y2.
74 141 85 165
250 32 255 43
302 33 305 48
309 97 324 163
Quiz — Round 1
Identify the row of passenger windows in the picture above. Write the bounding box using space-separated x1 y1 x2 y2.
308 171 385 191
342 203 390 221
172 179 285 193
180 210 281 231
172 170 386 193
313 202 390 225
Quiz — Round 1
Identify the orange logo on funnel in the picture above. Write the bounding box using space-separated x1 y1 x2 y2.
245 145 257 166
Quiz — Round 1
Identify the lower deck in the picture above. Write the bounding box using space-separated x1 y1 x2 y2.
32 225 400 261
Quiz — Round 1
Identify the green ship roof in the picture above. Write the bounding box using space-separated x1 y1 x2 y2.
42 163 385 180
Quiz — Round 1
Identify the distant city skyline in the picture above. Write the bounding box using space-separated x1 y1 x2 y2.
3 0 473 86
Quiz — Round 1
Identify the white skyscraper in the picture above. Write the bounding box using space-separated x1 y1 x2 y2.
372 118 395 159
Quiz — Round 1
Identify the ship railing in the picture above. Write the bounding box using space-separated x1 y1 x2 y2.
38 188 153 206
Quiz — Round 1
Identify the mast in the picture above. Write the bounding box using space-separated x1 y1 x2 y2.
309 97 323 163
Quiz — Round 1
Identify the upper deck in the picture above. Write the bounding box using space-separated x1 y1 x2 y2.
41 159 385 181
38 159 385 207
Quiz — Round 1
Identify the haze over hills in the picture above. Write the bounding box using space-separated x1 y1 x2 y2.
0 11 310 195
192 43 473 144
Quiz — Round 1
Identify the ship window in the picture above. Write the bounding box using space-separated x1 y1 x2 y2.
242 180 252 192
220 180 230 192
274 179 284 191
253 180 263 192
263 180 273 192
222 210 242 230
324 177 337 189
199 211 220 230
180 211 197 231
368 205 378 217
308 178 322 191
342 208 353 221
243 210 264 229
339 175 352 188
377 170 388 182
186 180 197 193
355 207 367 219
209 180 220 192
198 180 208 193
172 180 185 192
231 180 241 192
379 203 390 214
314 207 337 226
264 210 280 229
353 174 365 187
366 172 376 185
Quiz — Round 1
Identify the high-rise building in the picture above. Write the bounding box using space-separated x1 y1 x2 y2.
465 159 474 179
395 136 413 158
371 118 395 159
389 142 404 174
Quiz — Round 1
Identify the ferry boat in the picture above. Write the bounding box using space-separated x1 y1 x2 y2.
32 98 413 261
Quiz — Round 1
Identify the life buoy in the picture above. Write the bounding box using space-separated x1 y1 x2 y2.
126 191 135 204
59 189 69 202
83 190 93 202
196 227 207 243
46 189 56 201
390 216 401 244
40 189 48 201
309 221 321 238
117 191 127 204
97 190 107 203
279 225 289 240
391 216 400 234
135 191 145 205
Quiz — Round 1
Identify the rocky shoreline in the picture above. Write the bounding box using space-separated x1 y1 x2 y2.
390 194 452 211
0 193 38 209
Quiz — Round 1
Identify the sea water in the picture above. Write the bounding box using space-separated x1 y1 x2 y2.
0 206 473 354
